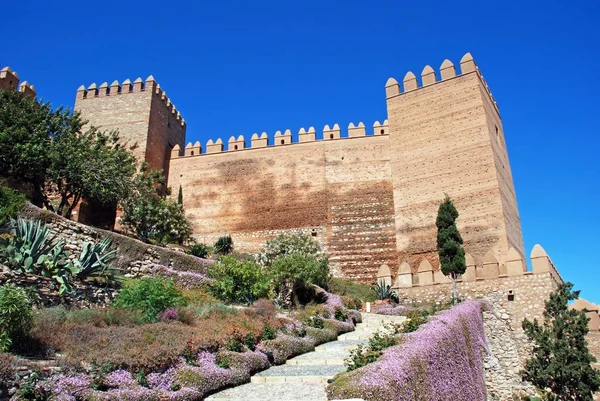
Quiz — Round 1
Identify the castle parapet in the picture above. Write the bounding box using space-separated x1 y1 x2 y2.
76 76 186 127
385 53 498 113
228 135 245 151
251 133 269 148
1 66 36 96
206 138 224 153
386 244 563 291
170 120 389 160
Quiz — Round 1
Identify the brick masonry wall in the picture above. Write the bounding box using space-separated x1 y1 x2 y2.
147 90 186 176
386 71 524 274
75 88 152 162
168 135 397 281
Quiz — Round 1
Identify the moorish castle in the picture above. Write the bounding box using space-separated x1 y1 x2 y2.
4 55 600 359
0 55 563 294
70 53 522 283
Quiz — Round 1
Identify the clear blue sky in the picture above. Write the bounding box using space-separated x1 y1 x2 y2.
3 1 599 301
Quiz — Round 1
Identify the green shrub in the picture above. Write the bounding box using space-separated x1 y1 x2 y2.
207 256 270 304
345 324 400 371
334 307 348 322
345 343 381 371
0 284 33 351
113 277 187 322
401 309 429 333
0 186 25 226
256 233 325 268
213 235 233 255
269 252 329 307
328 277 375 303
188 244 210 259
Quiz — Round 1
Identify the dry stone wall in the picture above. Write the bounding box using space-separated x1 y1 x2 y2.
18 204 211 286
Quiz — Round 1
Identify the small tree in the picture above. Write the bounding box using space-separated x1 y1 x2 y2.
522 282 600 400
121 164 192 245
436 195 466 304
177 185 183 205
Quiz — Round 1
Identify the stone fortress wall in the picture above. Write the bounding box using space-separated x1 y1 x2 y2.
156 53 523 282
74 76 186 176
4 54 530 285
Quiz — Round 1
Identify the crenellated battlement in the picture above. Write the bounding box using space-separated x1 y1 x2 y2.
76 76 186 127
385 53 499 113
382 244 563 290
171 120 389 158
0 66 36 96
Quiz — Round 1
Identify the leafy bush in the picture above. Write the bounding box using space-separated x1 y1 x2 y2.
334 307 348 321
269 252 329 307
401 309 430 333
114 277 188 322
188 244 210 259
0 217 77 294
0 284 33 351
121 165 192 245
0 185 25 226
207 256 270 304
213 235 233 255
345 343 381 371
256 233 325 268
328 277 376 303
371 279 398 302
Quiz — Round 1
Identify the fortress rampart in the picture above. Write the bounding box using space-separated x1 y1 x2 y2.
0 66 36 96
73 53 525 283
74 76 186 176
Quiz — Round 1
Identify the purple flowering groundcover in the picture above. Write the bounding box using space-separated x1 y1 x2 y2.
327 300 490 401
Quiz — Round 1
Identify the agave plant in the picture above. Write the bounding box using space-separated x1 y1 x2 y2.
0 217 76 294
74 237 120 282
371 279 398 302
0 217 57 270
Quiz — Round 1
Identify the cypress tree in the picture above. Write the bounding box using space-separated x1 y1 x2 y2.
177 185 183 205
435 195 466 304
522 282 600 400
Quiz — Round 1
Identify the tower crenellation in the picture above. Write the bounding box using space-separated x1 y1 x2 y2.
1 66 36 96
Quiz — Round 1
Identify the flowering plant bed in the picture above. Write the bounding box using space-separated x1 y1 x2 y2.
327 300 489 401
14 291 359 400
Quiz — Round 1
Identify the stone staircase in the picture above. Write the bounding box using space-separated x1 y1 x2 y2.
206 313 406 401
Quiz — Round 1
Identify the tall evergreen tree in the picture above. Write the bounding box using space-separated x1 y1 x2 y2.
436 195 466 304
522 282 600 400
177 185 183 205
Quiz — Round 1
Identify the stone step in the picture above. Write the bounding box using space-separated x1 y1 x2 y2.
338 332 372 341
251 364 346 384
205 382 328 401
315 340 366 352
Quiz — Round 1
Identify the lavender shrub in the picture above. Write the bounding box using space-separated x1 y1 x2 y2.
150 264 213 289
327 300 490 401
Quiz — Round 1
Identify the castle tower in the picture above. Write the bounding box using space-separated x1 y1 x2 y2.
0 66 36 96
74 76 186 179
385 54 524 271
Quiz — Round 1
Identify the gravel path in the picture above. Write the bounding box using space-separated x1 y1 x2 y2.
206 313 406 401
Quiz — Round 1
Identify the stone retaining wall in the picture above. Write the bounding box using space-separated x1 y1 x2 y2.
18 203 212 279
